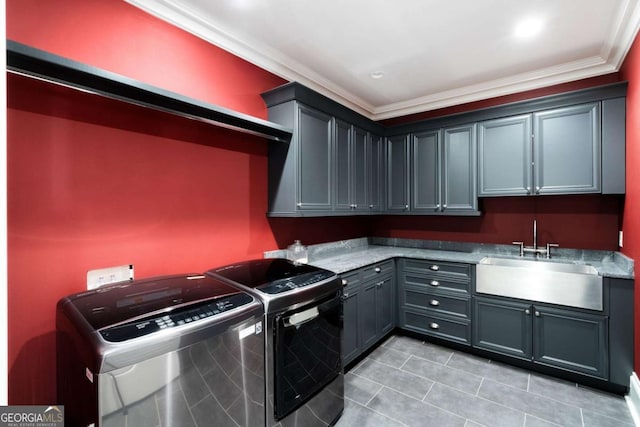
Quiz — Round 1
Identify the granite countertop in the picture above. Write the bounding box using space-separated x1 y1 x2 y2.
265 237 634 279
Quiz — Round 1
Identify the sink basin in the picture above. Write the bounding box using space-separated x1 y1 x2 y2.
476 257 603 310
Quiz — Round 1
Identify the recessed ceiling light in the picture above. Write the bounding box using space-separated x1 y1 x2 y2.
514 18 543 38
370 71 384 79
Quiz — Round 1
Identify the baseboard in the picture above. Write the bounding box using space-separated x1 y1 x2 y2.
626 372 640 426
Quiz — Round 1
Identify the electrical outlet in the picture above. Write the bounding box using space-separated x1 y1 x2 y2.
619 231 624 248
87 265 134 290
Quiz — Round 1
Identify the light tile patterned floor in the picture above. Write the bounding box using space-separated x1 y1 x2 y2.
335 335 634 427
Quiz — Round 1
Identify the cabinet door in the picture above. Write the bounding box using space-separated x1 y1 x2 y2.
376 276 395 336
352 127 368 211
412 130 441 212
341 271 361 365
533 306 608 379
334 119 352 211
297 106 333 210
360 281 379 350
443 124 478 212
473 297 532 360
367 134 384 212
533 103 601 194
386 135 410 212
478 115 532 196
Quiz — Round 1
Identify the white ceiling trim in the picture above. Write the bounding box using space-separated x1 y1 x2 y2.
126 0 640 121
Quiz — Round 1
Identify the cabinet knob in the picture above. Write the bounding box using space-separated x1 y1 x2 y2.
435 204 440 210
430 280 440 287
296 202 302 207
405 204 409 210
374 267 381 273
535 311 540 317
429 299 440 307
429 322 440 330
377 281 384 288
525 309 531 315
341 279 348 286
526 186 531 195
369 204 374 209
342 292 349 299
442 204 447 210
430 265 440 271
535 186 541 194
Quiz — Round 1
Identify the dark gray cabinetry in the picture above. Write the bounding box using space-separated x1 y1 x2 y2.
398 259 472 345
473 296 608 379
534 103 601 194
267 102 333 215
478 115 532 196
442 124 478 212
389 124 478 215
367 134 385 211
341 260 395 365
479 103 604 196
386 135 411 212
336 124 383 212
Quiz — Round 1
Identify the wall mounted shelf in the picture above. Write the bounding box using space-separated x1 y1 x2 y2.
6 40 293 143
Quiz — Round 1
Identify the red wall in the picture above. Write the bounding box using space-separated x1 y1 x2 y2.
6 0 631 405
373 196 622 250
620 32 640 374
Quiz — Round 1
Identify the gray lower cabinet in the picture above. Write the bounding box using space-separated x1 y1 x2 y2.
479 102 603 197
473 296 608 379
398 259 472 345
341 260 395 365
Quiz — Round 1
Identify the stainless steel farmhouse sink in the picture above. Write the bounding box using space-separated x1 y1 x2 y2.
475 257 603 310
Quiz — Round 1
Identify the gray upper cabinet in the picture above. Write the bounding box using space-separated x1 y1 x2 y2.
297 105 334 210
336 123 380 212
368 134 385 211
387 134 411 212
534 103 601 194
412 130 440 212
443 124 478 212
408 124 478 214
478 115 533 196
479 103 602 197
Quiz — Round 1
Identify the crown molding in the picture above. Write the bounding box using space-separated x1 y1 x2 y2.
126 0 640 121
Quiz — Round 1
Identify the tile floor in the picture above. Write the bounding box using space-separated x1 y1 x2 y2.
335 335 634 427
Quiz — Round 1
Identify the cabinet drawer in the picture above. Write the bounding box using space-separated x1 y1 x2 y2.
340 270 361 291
403 287 470 318
402 309 470 345
403 272 470 294
361 260 395 281
403 259 471 279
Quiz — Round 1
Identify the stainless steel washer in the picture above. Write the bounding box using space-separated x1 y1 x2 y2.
207 258 344 427
57 274 265 427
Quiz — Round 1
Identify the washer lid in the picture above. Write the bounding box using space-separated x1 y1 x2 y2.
209 258 336 294
63 274 247 330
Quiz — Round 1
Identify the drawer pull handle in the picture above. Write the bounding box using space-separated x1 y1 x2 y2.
430 280 440 287
429 322 440 330
341 279 348 286
430 265 440 271
429 299 440 306
374 267 381 273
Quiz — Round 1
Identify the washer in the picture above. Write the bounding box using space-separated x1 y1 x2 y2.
207 258 344 427
57 273 265 427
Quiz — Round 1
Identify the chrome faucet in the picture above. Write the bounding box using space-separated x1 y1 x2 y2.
512 219 559 258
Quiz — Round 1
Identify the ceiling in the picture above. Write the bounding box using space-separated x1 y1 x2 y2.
126 0 640 120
